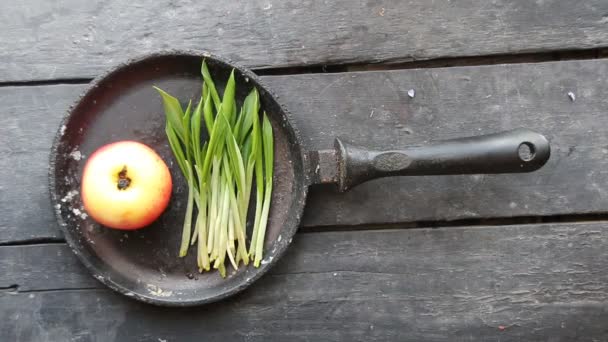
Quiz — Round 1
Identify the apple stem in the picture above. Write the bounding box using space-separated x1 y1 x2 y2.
116 165 132 190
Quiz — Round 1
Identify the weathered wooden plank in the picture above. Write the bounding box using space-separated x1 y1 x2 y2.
271 60 608 227
4 290 606 342
3 59 608 242
2 222 608 341
2 0 608 82
0 244 97 291
0 85 81 242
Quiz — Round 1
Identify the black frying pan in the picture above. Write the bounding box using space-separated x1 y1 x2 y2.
49 51 550 306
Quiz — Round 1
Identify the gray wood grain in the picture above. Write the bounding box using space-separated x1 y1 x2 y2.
290 60 608 227
2 222 608 341
3 59 608 242
2 0 608 82
0 85 81 242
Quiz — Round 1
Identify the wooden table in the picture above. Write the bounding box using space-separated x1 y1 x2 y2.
2 1 608 341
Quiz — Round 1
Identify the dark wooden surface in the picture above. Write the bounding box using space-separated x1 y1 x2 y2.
4 60 608 243
2 0 608 82
3 222 608 341
2 0 608 341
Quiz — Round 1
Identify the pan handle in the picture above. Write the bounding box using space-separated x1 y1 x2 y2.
332 128 550 191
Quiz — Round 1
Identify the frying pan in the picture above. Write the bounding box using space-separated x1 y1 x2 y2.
49 51 551 306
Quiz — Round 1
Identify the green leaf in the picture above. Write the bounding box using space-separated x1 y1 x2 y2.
201 60 221 110
233 107 244 141
165 121 187 179
218 113 246 195
250 97 262 165
239 89 259 145
182 100 192 131
197 142 208 183
179 161 195 257
203 94 214 136
160 59 275 274
242 134 253 165
201 104 227 181
182 100 193 162
191 98 204 167
202 81 208 103
222 69 236 126
248 110 265 257
154 86 185 143
253 113 274 266
262 112 274 183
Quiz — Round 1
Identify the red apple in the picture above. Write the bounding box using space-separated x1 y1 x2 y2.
81 141 172 230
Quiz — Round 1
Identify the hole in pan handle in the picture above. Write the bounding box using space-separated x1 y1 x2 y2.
310 128 551 191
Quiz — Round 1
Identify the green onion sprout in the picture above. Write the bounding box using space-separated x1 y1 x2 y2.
155 60 274 277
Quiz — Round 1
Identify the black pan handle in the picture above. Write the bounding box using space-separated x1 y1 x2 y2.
333 128 550 191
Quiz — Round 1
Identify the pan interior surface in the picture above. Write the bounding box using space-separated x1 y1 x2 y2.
49 53 306 306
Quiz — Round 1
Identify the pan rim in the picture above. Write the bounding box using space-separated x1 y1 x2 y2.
48 50 309 306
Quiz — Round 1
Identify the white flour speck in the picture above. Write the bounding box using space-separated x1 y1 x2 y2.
60 125 67 136
61 190 79 202
277 235 282 242
69 150 83 161
567 91 576 102
261 256 274 265
408 89 416 98
147 284 173 297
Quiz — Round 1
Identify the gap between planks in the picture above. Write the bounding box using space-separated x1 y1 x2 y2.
0 238 65 247
1 48 607 87
0 285 102 294
4 213 608 248
300 213 608 233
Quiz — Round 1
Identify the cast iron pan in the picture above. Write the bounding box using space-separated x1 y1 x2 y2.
49 51 551 306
